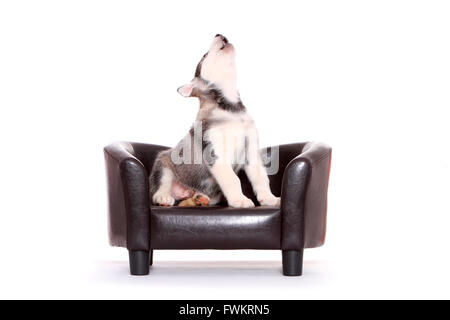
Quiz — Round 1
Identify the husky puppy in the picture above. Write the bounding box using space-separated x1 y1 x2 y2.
149 34 280 208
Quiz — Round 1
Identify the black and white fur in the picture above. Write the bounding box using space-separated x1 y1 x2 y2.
149 34 280 208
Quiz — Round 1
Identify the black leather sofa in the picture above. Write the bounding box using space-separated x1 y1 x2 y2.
104 141 331 276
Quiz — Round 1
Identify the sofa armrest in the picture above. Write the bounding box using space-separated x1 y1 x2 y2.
281 142 332 250
104 142 151 251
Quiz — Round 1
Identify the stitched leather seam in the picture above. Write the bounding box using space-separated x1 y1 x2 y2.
311 151 331 167
104 142 135 162
284 151 330 187
104 148 127 163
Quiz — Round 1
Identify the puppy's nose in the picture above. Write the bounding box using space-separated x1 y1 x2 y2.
215 34 228 43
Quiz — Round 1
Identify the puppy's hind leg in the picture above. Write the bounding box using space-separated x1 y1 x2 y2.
151 167 176 206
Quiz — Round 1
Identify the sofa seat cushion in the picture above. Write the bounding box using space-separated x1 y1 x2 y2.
150 206 281 249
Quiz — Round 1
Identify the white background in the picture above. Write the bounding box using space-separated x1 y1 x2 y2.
0 0 449 299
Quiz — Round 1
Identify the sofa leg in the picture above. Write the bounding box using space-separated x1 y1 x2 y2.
149 250 153 266
129 250 150 276
282 249 303 276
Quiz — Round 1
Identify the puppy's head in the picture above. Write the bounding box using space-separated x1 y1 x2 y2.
178 34 238 102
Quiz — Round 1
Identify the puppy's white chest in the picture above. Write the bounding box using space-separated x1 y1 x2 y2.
206 112 256 163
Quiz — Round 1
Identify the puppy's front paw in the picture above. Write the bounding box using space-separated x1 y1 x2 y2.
152 192 175 206
228 195 255 208
258 194 280 207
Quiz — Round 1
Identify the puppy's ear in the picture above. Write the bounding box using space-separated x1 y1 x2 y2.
177 82 195 97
